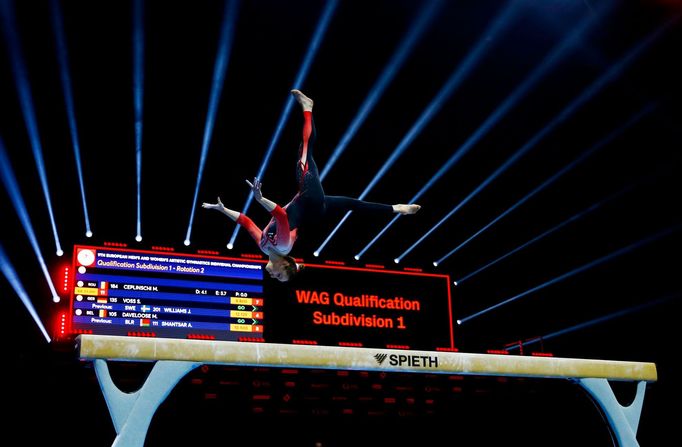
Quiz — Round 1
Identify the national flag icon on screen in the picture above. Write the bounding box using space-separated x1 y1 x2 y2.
97 297 107 304
99 310 108 318
140 319 150 327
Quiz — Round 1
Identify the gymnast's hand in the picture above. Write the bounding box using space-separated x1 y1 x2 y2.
201 197 224 210
246 177 263 201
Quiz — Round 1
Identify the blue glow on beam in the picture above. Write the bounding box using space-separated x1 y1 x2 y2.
506 293 678 352
355 5 607 260
0 243 51 342
455 184 635 284
395 21 672 263
0 136 60 302
228 0 338 248
184 0 240 246
133 0 144 241
319 0 443 181
458 224 681 324
49 0 92 238
436 103 655 265
316 1 521 256
0 0 63 256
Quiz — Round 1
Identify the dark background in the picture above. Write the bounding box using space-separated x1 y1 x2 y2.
1 0 680 445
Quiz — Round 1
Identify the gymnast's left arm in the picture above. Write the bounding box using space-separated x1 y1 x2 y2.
246 178 291 244
246 177 278 213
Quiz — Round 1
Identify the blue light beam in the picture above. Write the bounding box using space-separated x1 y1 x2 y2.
0 243 51 342
0 136 60 303
315 1 521 256
184 0 240 246
133 0 144 242
505 293 678 352
455 184 635 284
49 0 92 238
396 20 673 263
355 4 609 259
0 0 63 256
436 104 655 265
458 224 681 324
319 0 443 180
228 0 338 249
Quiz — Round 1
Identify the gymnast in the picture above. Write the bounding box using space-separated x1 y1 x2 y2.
202 90 420 282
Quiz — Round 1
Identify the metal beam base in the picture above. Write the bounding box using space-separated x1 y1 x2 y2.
90 356 650 447
578 378 648 447
94 359 200 447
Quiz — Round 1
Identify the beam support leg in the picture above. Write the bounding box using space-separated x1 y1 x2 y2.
578 378 647 447
94 359 201 447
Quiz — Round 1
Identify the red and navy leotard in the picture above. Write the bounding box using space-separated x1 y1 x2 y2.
237 205 298 256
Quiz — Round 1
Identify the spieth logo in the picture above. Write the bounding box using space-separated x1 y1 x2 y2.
373 352 439 368
374 353 388 365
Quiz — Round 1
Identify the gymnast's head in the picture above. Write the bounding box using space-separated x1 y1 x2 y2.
265 255 303 282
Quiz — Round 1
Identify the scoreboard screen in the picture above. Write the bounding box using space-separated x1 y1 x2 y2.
66 245 454 350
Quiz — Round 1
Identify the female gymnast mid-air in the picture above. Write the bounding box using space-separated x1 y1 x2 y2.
202 90 421 282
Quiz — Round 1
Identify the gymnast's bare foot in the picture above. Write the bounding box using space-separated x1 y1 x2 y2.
393 204 421 215
291 89 314 112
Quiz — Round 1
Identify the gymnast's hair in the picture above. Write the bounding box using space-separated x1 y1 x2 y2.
282 255 304 280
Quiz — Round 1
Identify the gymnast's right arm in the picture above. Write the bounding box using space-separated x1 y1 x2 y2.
201 197 262 244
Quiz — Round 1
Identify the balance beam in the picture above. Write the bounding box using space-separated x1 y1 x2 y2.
77 334 657 447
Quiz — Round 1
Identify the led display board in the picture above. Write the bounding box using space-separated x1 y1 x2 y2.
66 245 454 350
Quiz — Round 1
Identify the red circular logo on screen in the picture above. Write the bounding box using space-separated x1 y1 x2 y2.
77 249 96 266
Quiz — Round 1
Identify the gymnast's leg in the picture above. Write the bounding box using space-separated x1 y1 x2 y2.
325 196 420 215
287 89 324 229
291 89 318 187
288 89 420 225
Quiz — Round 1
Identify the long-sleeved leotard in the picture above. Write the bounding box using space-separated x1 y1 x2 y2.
239 109 392 255
237 204 297 256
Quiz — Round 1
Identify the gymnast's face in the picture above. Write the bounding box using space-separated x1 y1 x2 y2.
265 260 290 282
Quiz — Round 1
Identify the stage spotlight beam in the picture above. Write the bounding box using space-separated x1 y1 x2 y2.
316 1 521 256
0 137 60 302
133 0 145 242
228 0 338 249
0 244 51 342
436 104 655 265
395 20 673 263
319 0 443 180
184 0 240 246
0 0 63 255
506 293 678 352
49 0 92 238
355 4 608 259
458 224 681 324
455 185 635 284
